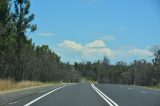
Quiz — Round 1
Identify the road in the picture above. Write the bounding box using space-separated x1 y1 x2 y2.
6 83 160 106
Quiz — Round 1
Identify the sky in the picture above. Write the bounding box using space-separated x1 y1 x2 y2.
28 0 160 64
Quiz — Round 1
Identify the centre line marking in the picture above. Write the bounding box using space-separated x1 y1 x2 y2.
140 90 147 94
24 85 69 106
91 83 119 106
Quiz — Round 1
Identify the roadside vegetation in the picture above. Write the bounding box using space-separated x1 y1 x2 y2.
74 54 160 87
0 79 63 93
81 78 97 83
145 84 160 90
0 0 160 91
0 0 80 83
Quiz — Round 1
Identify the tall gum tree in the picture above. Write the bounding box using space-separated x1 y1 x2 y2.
12 0 37 81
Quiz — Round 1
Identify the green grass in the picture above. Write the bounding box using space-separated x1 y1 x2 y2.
132 84 160 91
145 84 160 90
81 77 97 83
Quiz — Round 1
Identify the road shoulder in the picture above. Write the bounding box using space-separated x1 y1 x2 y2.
0 84 66 106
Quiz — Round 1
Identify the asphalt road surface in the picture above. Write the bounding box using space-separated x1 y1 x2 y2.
6 83 160 106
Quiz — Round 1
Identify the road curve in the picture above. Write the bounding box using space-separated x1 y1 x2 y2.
6 83 160 106
8 83 108 106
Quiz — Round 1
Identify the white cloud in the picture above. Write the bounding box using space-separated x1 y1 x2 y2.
85 40 105 48
101 48 112 56
57 40 153 63
127 48 153 57
38 32 56 37
58 40 82 51
83 47 111 56
58 40 111 56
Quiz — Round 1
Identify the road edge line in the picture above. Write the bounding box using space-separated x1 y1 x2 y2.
24 84 69 106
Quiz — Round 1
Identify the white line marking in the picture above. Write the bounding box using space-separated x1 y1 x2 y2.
9 101 18 105
91 84 114 106
120 86 123 88
140 90 147 94
91 83 119 106
128 87 132 90
24 85 68 106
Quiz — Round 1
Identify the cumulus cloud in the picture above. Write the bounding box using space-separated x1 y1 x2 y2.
110 48 153 58
127 48 153 57
57 40 153 63
85 40 106 48
58 40 82 51
38 32 56 37
58 40 111 56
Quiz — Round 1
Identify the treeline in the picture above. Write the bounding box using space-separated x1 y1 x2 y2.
0 0 80 82
74 53 160 86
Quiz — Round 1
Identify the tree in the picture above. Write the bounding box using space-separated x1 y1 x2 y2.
0 0 13 78
12 0 37 81
99 57 110 83
114 61 128 84
152 46 160 85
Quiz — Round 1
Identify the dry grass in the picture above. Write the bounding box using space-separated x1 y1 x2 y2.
134 84 160 91
0 79 61 93
81 78 97 83
149 84 160 90
0 80 15 92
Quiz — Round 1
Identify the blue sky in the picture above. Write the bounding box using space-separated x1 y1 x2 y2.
28 0 160 64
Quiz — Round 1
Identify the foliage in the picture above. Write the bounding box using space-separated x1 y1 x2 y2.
0 0 80 83
74 56 160 86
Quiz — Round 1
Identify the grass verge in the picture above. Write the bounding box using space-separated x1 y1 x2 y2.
81 77 97 83
132 84 160 91
0 79 64 94
144 84 160 90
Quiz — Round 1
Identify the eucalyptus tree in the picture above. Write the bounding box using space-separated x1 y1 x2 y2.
0 0 13 78
152 46 160 84
12 0 37 81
